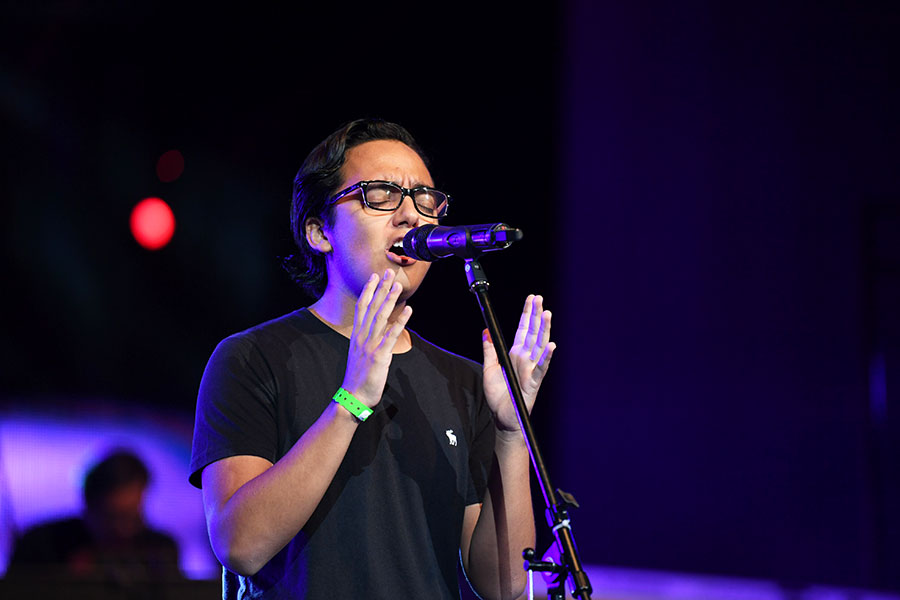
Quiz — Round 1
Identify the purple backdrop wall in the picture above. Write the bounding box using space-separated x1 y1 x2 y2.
554 0 900 590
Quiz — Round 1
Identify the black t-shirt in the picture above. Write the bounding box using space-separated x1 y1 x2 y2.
190 309 496 599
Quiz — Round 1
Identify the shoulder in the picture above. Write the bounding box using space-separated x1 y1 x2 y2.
208 309 337 366
216 309 317 350
18 517 86 541
11 517 89 562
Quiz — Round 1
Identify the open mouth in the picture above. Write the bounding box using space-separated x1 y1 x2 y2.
386 239 415 266
389 240 408 257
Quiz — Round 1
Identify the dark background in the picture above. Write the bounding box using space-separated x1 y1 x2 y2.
3 0 899 593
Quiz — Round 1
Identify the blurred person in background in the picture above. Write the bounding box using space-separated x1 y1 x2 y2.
7 449 181 583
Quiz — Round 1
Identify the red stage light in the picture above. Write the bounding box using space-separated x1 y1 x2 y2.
156 149 184 183
130 197 176 250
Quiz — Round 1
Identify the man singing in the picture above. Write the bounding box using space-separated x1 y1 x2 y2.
190 118 555 599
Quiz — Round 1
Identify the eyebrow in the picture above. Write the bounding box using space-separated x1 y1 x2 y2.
375 172 437 190
379 178 435 190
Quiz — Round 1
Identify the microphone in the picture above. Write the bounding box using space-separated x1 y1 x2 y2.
402 223 524 261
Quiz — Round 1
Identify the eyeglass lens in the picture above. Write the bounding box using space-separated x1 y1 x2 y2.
364 182 447 217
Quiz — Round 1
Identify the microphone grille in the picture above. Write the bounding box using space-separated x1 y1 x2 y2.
403 224 438 261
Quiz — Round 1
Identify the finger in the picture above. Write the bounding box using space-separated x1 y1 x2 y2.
512 295 536 348
362 270 396 336
525 343 556 395
353 273 381 335
482 328 499 368
524 295 544 349
370 280 403 341
379 305 413 353
536 341 556 373
530 310 552 361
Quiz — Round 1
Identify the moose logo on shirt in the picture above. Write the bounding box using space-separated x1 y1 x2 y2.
445 429 458 446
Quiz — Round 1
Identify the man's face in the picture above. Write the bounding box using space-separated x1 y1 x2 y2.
86 481 146 541
321 139 437 302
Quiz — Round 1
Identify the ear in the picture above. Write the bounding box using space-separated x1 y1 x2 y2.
305 218 332 254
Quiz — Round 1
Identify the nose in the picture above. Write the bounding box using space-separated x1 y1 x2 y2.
391 191 421 228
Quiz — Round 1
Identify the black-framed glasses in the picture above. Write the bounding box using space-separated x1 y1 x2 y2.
330 180 451 219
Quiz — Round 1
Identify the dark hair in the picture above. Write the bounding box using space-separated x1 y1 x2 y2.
283 118 429 299
83 449 149 508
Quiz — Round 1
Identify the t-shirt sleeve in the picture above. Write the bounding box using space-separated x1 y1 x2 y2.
189 334 279 488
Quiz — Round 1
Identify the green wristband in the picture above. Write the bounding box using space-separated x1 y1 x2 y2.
332 387 373 422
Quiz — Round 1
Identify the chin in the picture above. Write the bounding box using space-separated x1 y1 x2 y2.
398 266 429 300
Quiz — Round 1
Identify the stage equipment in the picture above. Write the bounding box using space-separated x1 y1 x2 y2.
458 239 593 600
402 223 523 261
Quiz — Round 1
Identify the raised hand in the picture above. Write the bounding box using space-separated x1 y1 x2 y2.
482 294 556 434
341 270 413 408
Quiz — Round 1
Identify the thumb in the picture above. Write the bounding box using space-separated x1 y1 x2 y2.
481 328 498 369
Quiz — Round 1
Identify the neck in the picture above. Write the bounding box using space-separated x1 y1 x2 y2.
308 288 412 353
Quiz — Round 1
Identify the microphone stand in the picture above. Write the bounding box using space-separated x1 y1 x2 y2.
462 257 593 600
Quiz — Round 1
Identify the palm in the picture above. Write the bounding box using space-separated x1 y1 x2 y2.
482 295 556 433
